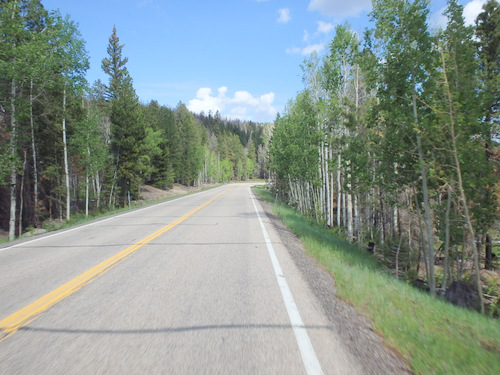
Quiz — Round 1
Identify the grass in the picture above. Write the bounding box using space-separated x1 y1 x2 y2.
254 185 500 375
2 184 223 244
58 184 225 229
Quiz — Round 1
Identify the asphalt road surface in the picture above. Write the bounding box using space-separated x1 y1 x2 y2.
0 184 398 374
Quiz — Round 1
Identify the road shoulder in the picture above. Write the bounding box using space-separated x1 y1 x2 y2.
255 193 412 375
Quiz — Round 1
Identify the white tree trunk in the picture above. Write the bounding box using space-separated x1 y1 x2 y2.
415 106 436 296
30 79 39 227
9 79 17 241
85 146 90 218
19 150 27 236
329 145 335 228
62 86 71 220
347 192 353 242
442 184 452 291
336 153 342 227
324 142 331 226
94 171 102 208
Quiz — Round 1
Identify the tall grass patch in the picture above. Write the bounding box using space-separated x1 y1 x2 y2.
254 186 500 374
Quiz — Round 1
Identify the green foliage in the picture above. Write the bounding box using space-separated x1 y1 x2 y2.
270 91 320 184
71 102 109 178
101 26 151 204
174 103 204 186
475 0 500 135
101 25 128 100
269 0 500 305
0 1 269 234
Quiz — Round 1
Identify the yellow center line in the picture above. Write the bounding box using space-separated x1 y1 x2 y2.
0 187 232 339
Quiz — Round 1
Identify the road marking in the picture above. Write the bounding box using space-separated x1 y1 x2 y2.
0 188 232 340
249 188 324 375
0 185 228 253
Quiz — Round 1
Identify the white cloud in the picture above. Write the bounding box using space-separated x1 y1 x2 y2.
278 8 291 23
308 0 371 18
286 46 302 54
430 0 486 30
464 0 486 25
188 87 277 122
429 7 448 30
286 44 325 56
303 29 310 42
317 20 334 34
302 44 325 55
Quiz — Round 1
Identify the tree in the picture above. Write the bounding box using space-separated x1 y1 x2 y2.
1 0 29 240
370 0 439 295
475 0 500 146
327 24 365 239
269 91 320 216
174 103 204 186
142 101 174 189
433 0 500 312
49 12 89 220
102 26 147 205
101 25 128 100
72 99 108 216
0 0 54 238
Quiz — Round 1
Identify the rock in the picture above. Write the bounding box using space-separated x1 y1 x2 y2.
412 278 429 291
366 241 375 253
444 281 479 310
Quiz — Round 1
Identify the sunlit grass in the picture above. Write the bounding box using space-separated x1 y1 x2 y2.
254 185 500 375
4 184 223 243
56 184 224 230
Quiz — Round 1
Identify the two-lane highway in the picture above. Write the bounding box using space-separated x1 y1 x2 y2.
0 184 361 374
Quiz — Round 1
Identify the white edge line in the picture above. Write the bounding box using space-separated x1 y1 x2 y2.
0 185 228 253
249 187 324 375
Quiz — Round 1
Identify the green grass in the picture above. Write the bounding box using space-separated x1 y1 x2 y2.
254 185 500 375
3 184 223 244
58 184 224 230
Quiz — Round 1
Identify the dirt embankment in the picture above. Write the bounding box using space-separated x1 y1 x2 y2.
137 184 218 201
0 184 219 242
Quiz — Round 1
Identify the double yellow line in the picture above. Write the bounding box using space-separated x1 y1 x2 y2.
0 188 231 341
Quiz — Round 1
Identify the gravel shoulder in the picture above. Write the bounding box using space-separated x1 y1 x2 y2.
255 193 413 375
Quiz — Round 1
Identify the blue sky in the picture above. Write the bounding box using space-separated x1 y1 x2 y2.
42 0 487 122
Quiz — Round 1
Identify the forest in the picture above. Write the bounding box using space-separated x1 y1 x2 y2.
2 0 500 314
269 0 499 313
0 1 271 241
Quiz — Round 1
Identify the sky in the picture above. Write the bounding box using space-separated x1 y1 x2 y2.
41 0 487 123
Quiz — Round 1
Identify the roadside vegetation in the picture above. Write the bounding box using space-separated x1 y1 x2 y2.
269 0 500 315
0 1 271 241
0 183 221 245
254 185 500 375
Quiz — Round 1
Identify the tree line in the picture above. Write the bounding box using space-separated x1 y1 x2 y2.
0 0 271 241
269 0 499 312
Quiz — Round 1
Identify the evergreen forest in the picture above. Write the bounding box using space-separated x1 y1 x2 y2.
269 0 500 312
0 1 271 241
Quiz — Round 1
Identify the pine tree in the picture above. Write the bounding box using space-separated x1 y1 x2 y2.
101 25 129 100
102 26 146 205
174 103 204 186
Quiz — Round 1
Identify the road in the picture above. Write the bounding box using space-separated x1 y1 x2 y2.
0 184 365 374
